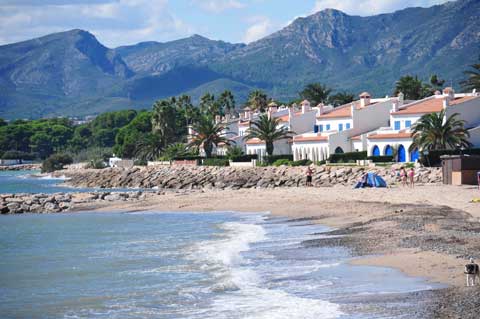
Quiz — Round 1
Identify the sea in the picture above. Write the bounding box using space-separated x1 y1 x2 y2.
0 171 440 318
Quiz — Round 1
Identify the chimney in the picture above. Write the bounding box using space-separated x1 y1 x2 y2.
391 101 399 113
244 107 252 120
288 106 294 118
268 101 278 114
397 92 404 106
442 87 455 102
359 92 371 108
301 99 311 114
316 103 324 116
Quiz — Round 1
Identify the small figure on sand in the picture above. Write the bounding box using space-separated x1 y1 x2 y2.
464 257 479 287
400 167 407 187
408 167 415 188
305 166 313 187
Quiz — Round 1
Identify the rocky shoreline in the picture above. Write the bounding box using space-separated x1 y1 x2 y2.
0 191 153 214
54 165 443 189
0 164 41 171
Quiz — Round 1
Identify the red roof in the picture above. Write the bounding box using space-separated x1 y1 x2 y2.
351 135 361 141
317 105 352 119
367 132 412 140
293 135 328 142
392 96 476 115
245 138 264 145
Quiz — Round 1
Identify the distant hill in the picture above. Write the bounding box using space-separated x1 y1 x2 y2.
0 0 479 119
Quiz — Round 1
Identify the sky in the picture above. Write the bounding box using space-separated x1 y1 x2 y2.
0 0 450 48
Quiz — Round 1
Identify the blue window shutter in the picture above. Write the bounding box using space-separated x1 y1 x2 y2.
405 120 411 128
346 123 351 129
319 125 323 132
339 124 343 131
313 125 319 133
326 124 330 131
394 121 401 130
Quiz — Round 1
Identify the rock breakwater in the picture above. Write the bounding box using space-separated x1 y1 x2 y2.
54 165 443 190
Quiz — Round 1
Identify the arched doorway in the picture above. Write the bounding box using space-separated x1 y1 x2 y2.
385 145 393 156
397 145 406 162
334 147 344 154
410 148 419 162
372 145 380 156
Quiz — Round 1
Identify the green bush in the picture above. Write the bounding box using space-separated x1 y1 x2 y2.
291 159 312 166
41 153 73 173
329 151 367 163
367 155 394 162
86 158 107 169
231 154 258 162
273 159 292 166
264 155 294 164
225 146 244 160
1 150 37 160
202 158 229 166
420 148 480 166
73 147 112 163
134 159 148 166
316 160 326 165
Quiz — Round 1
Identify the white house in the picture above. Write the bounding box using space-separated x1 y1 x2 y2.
365 88 480 162
292 92 400 161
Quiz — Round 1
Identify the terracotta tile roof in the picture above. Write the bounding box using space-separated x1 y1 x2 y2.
392 96 476 115
238 121 250 126
351 135 361 141
367 132 412 140
317 105 352 119
293 135 328 142
245 138 264 145
277 114 289 122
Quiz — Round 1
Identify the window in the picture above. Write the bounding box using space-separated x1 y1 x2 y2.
339 123 343 131
326 124 331 131
346 123 351 129
405 120 412 128
313 125 319 133
319 125 323 132
394 121 401 130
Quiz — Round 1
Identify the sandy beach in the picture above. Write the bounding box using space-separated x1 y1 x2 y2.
77 184 480 288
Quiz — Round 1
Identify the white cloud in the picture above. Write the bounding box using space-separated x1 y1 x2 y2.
242 16 272 43
191 0 245 13
0 0 195 47
312 0 449 16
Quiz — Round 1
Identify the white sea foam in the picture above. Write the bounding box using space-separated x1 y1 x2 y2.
185 219 342 319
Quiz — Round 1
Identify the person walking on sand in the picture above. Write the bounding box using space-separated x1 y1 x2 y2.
305 166 313 187
408 167 415 188
464 257 479 287
400 167 407 187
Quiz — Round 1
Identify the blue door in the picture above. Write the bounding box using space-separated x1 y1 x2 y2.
410 148 419 162
385 145 393 156
398 145 406 162
372 145 380 156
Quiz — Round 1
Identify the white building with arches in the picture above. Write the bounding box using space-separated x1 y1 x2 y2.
365 88 480 162
292 92 400 161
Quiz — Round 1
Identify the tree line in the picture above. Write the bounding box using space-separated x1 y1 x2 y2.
1 55 479 163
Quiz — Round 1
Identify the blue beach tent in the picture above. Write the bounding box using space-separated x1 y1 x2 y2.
354 172 387 188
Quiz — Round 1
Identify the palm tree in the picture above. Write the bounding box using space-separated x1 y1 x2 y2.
243 114 294 156
300 83 332 105
248 90 268 112
160 142 188 161
188 115 233 158
152 99 177 148
218 90 236 116
328 91 355 107
134 133 164 161
225 145 243 160
393 75 431 100
461 55 480 91
410 110 472 151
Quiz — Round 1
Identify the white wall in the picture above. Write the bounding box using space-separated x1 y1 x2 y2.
468 125 480 147
316 117 352 132
389 114 422 130
246 139 292 159
367 138 415 161
445 96 480 128
290 110 317 135
292 141 329 161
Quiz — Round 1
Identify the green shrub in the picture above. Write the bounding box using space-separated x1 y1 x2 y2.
291 159 312 166
202 158 229 166
226 146 244 160
134 159 148 166
419 148 480 166
316 160 326 165
1 150 37 160
86 158 107 169
72 147 112 163
367 155 394 162
273 159 292 166
41 153 73 173
231 154 258 162
264 155 294 164
329 151 367 163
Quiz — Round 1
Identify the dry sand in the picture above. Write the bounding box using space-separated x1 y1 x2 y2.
79 184 480 288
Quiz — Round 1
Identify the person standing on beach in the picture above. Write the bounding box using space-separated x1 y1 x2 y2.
408 168 415 188
464 258 479 287
400 167 407 187
305 166 313 187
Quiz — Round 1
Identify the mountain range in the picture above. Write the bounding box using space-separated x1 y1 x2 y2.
0 0 479 119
